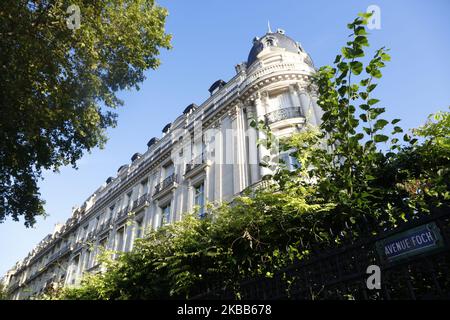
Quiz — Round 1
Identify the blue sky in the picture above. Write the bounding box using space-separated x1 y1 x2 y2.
1 0 449 276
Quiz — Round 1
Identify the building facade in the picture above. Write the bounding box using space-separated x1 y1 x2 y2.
2 29 323 299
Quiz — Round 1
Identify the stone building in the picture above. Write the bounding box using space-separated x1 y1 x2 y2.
2 28 322 299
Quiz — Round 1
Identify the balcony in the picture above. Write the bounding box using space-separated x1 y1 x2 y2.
130 194 150 213
265 107 304 125
185 153 207 177
154 173 178 199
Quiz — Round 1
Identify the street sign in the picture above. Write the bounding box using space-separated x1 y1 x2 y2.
376 222 445 264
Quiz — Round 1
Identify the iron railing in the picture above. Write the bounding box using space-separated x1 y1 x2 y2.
192 206 450 300
154 173 178 195
265 107 303 125
186 153 206 173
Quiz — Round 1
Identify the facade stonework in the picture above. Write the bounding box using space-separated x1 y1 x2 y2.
2 29 323 299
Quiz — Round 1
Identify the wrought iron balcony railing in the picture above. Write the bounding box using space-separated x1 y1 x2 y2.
265 107 304 125
131 193 150 212
154 173 178 195
185 153 205 173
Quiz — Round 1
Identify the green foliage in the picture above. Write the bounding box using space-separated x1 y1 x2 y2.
44 13 449 300
0 283 9 300
0 1 171 226
413 108 450 149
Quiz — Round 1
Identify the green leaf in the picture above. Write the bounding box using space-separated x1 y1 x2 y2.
367 84 377 92
381 53 391 61
355 133 364 140
368 98 380 106
363 127 372 135
355 26 367 36
349 61 363 75
360 104 370 111
359 114 368 122
374 134 389 143
355 36 369 47
392 126 403 134
374 119 389 130
359 92 368 100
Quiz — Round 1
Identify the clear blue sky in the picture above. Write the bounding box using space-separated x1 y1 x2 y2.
1 0 449 276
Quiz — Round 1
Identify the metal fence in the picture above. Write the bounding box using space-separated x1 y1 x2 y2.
193 206 450 300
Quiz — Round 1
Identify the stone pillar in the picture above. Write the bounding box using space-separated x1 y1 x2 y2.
254 92 272 178
296 84 318 126
245 104 259 185
230 103 248 194
214 122 223 202
310 90 323 126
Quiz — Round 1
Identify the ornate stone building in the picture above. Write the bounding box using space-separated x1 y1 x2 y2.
2 28 323 299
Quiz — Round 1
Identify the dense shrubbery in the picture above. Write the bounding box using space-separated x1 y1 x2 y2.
43 13 449 300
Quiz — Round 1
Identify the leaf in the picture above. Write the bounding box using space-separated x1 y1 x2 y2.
360 104 370 111
355 36 369 47
374 134 389 143
368 98 380 106
355 26 367 35
359 92 368 100
374 119 388 130
349 61 363 75
359 114 368 122
391 119 401 124
381 53 391 61
367 84 377 92
355 133 364 140
392 126 403 134
338 85 348 97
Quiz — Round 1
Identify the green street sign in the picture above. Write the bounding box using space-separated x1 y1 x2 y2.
376 222 445 264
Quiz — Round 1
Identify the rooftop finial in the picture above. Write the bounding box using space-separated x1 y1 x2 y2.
267 20 272 33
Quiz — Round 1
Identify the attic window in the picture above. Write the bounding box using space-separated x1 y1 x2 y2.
265 37 275 47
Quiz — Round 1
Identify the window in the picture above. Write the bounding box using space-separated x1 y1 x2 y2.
194 183 205 218
280 152 300 171
266 37 275 47
82 225 88 240
164 163 174 179
99 237 107 249
161 203 171 226
108 205 114 222
140 180 148 196
95 216 100 231
125 192 132 209
116 226 125 251
135 219 143 239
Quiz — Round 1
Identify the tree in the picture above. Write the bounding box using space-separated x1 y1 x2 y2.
0 1 171 226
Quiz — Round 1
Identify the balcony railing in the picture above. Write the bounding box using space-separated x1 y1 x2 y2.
265 107 304 125
130 194 150 212
185 153 206 173
154 173 178 195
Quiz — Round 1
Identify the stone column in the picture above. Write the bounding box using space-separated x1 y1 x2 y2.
245 104 259 185
296 84 318 126
211 121 221 202
230 103 248 194
254 92 272 178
